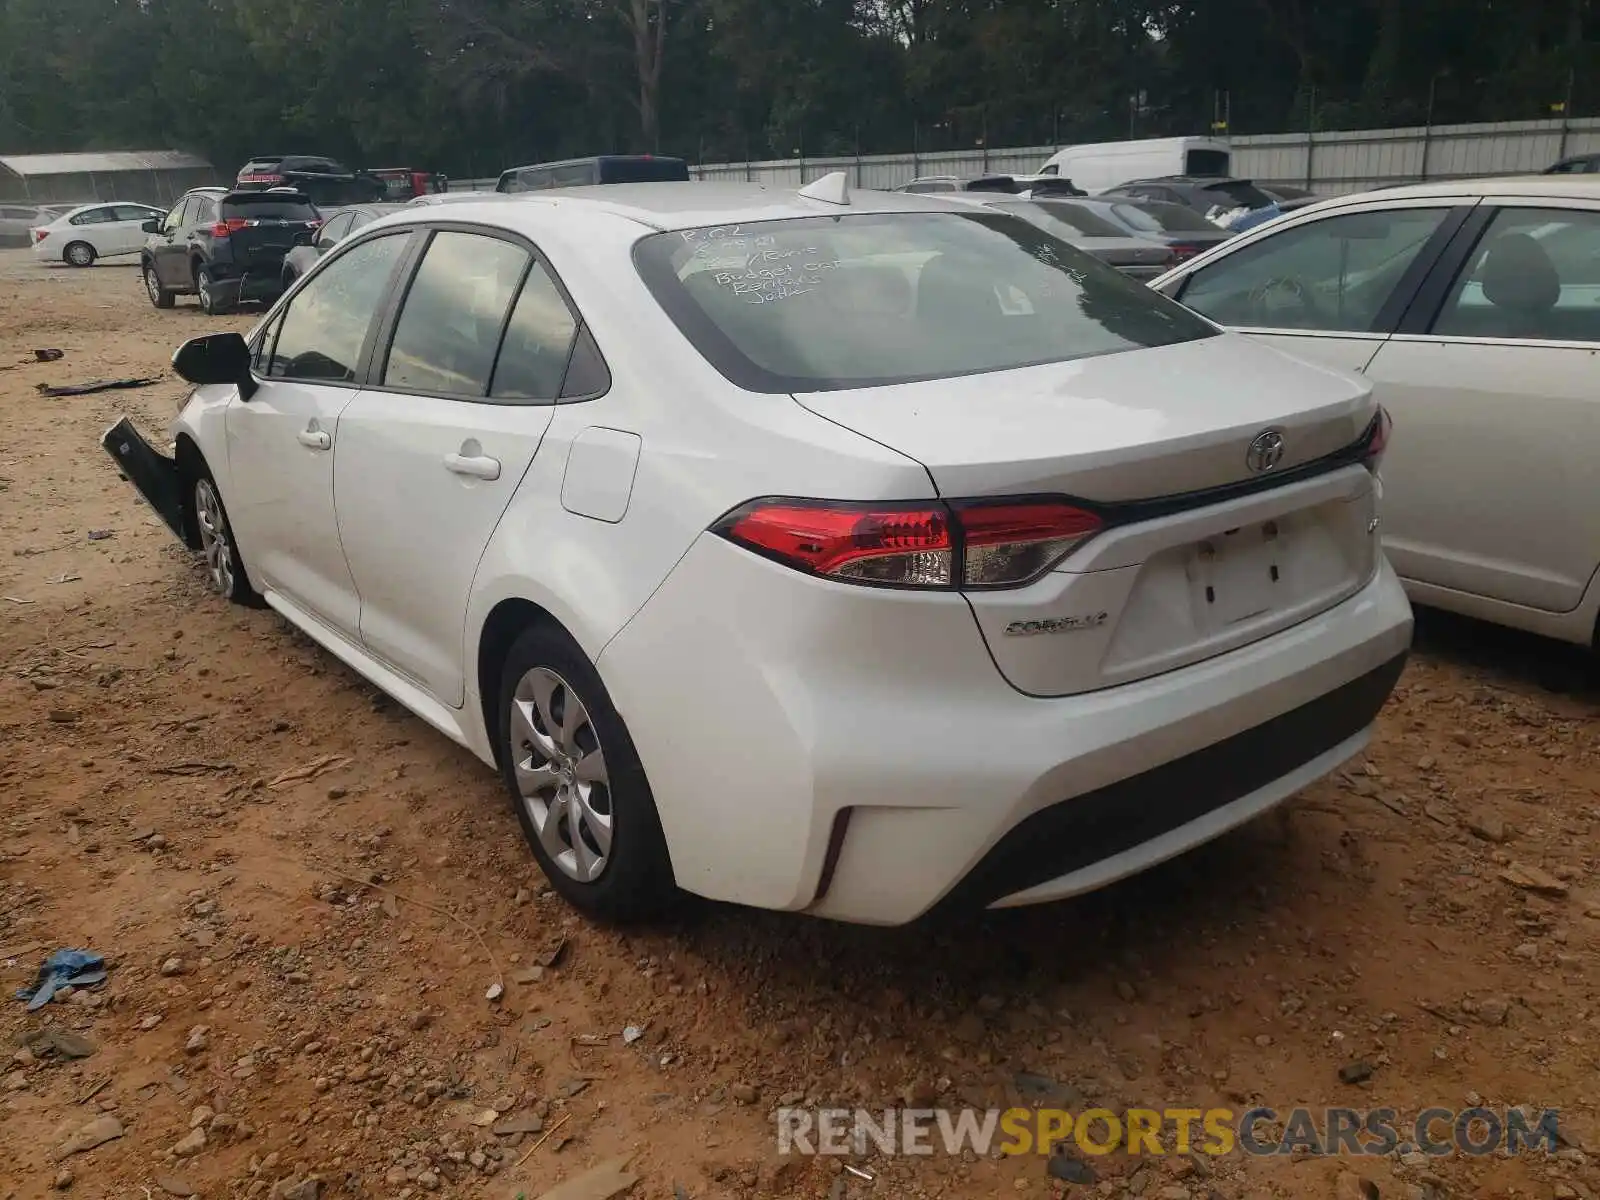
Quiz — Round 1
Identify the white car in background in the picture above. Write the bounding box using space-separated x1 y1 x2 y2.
1151 177 1600 648
32 201 167 266
101 176 1411 926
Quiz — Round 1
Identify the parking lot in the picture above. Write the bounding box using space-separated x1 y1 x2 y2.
1 247 1598 1200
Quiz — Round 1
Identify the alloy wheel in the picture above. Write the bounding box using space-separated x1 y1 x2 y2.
509 666 613 883
193 479 234 596
145 268 161 304
67 244 93 267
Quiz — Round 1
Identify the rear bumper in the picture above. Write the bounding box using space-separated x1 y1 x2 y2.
599 533 1414 925
101 417 189 544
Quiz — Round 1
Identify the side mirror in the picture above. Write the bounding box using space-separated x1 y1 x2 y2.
142 219 162 233
171 332 258 400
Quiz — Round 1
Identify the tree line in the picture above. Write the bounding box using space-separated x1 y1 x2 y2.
1 0 1595 180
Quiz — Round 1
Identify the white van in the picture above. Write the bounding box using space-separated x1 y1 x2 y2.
1038 138 1231 194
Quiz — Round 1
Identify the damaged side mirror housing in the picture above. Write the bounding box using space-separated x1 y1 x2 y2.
171 332 258 401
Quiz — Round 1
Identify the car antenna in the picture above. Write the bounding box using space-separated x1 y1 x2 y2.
798 171 850 206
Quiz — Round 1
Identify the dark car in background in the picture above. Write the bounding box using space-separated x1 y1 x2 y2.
896 174 1088 196
1545 153 1600 174
1064 196 1235 263
1100 176 1279 218
236 155 386 207
949 193 1176 279
367 167 447 200
141 187 321 315
279 202 405 288
495 155 691 192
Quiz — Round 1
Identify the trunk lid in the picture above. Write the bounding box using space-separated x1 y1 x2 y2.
793 333 1382 697
1077 237 1176 271
219 191 321 270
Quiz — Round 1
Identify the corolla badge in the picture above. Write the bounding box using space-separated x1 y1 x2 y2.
1245 429 1286 473
1004 613 1109 636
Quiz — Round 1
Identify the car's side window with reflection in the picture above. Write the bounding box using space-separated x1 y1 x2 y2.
490 260 583 401
1431 207 1600 343
317 212 354 248
266 233 409 382
382 231 528 396
162 200 187 233
1179 208 1449 332
251 311 285 375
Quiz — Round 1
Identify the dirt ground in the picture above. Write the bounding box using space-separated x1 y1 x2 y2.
2 247 1599 1200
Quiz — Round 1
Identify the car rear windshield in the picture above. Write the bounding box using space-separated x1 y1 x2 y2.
221 196 318 220
633 212 1216 393
597 157 690 183
1110 201 1220 233
999 199 1125 238
1202 180 1275 209
1185 149 1230 176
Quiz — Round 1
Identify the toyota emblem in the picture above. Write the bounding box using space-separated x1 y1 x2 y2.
1245 429 1286 473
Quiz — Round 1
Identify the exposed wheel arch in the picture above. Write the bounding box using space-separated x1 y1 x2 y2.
173 434 206 550
476 598 566 768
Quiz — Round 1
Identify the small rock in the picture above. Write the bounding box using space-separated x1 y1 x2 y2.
1048 1155 1097 1184
1465 811 1509 843
485 982 504 1003
492 1113 544 1136
417 1170 440 1191
276 1178 323 1200
1155 1187 1191 1200
190 1105 214 1129
155 1175 197 1197
185 1025 210 1054
1499 862 1569 897
172 1127 207 1157
1338 1061 1375 1085
1477 996 1511 1026
160 957 186 977
54 1115 124 1160
471 1108 499 1127
48 709 81 724
623 1024 645 1045
1115 981 1138 1002
511 966 545 985
54 1168 74 1190
731 1082 759 1105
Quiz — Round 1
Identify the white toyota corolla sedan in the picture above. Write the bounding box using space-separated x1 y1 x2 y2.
103 176 1412 925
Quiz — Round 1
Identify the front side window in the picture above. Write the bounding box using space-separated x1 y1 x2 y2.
1179 207 1450 332
1432 207 1600 343
382 231 528 396
317 212 354 247
165 199 191 231
267 233 409 381
633 211 1216 393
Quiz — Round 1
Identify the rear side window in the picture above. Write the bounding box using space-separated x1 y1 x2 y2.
633 211 1216 393
1112 201 1218 234
1185 149 1230 176
268 233 409 381
223 197 318 221
1202 180 1275 210
70 208 116 225
1432 207 1600 343
1002 200 1125 238
382 231 528 396
491 262 578 400
1179 207 1449 332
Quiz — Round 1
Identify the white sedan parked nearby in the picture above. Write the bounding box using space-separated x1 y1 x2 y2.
32 201 167 266
1151 177 1600 647
102 177 1411 925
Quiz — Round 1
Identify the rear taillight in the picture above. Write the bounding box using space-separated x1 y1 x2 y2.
714 497 1102 590
952 500 1103 588
1361 406 1391 474
32 229 48 243
1170 243 1200 263
210 218 250 237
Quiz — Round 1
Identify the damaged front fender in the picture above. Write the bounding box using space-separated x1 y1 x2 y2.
100 417 189 545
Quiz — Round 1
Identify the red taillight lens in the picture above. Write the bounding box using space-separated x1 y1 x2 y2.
33 228 48 243
210 218 249 237
1362 406 1391 474
715 498 1103 590
1170 243 1200 262
953 500 1103 588
720 502 953 587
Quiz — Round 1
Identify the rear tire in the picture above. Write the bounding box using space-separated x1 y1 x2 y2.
143 263 175 309
496 625 676 923
63 241 96 268
195 264 231 315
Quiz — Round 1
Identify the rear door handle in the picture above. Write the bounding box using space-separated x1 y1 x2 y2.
445 453 501 481
297 428 331 450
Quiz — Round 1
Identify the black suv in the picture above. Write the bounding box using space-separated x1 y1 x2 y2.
237 155 387 206
140 188 321 315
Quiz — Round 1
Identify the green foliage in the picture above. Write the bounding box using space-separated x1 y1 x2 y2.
0 0 1594 175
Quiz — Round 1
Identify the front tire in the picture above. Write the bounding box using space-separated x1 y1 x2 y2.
190 469 262 606
143 263 175 309
63 241 96 268
496 626 675 922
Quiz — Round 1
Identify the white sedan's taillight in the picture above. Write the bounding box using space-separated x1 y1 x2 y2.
32 228 48 243
1362 406 1391 474
713 498 1103 591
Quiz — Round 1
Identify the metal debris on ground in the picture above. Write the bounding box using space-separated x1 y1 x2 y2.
14 948 107 1010
36 376 162 397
